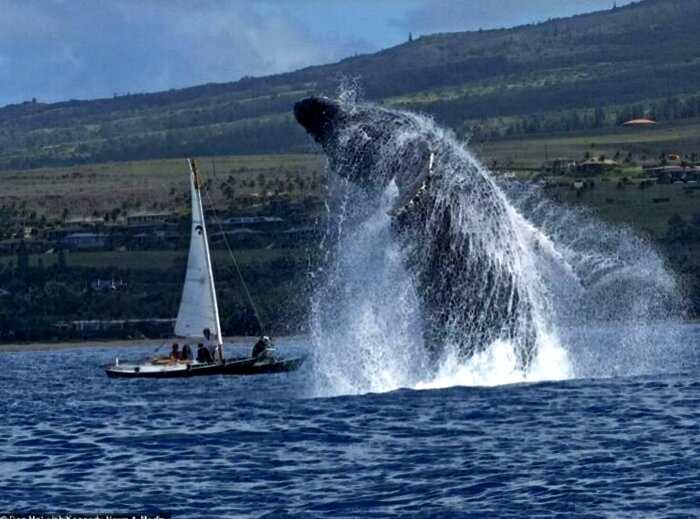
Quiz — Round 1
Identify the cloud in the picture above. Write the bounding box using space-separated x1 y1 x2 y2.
393 0 636 35
0 0 373 106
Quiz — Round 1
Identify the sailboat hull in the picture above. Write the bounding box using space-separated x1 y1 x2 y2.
104 357 306 379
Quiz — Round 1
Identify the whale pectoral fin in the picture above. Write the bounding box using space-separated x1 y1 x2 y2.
389 182 423 217
389 151 436 217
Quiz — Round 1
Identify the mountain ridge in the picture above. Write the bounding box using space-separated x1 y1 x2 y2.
2 0 699 170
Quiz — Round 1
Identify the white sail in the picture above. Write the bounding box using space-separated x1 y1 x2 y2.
174 159 223 346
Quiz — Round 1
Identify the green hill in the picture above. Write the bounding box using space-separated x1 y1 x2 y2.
2 0 700 170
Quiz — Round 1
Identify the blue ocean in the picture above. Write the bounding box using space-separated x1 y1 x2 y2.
2 325 699 518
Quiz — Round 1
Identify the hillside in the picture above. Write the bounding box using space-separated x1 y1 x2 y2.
2 0 700 170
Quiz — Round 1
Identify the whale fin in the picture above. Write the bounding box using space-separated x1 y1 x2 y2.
388 152 436 217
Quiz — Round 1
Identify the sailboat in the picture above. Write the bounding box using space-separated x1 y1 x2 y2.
104 159 305 378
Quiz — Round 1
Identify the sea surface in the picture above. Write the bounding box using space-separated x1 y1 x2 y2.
1 325 699 518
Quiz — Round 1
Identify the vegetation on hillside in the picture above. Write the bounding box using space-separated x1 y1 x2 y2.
0 247 315 342
1 147 698 343
2 0 700 342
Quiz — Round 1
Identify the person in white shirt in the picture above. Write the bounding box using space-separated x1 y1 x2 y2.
203 328 222 363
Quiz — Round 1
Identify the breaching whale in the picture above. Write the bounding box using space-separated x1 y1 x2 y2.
295 96 539 367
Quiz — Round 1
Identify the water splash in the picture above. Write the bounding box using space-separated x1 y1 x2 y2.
307 93 684 396
415 334 573 390
502 181 687 379
310 181 430 396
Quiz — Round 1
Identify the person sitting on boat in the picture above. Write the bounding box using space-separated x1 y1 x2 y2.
202 328 217 361
252 336 273 360
197 343 213 364
180 344 192 362
169 343 180 362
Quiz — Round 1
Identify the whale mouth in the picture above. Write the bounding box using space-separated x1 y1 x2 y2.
294 96 340 144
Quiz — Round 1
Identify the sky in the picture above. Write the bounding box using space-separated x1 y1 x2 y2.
0 0 635 107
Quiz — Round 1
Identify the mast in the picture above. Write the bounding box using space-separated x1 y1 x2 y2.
190 159 224 358
174 159 224 360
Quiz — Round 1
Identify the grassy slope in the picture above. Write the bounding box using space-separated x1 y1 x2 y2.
2 111 698 220
548 181 699 237
1 111 697 236
475 118 700 168
0 154 324 218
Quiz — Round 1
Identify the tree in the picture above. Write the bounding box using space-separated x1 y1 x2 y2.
594 107 606 128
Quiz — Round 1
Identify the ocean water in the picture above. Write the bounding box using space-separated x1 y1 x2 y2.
1 326 699 518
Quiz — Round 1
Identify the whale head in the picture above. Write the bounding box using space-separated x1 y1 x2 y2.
293 97 341 146
294 96 435 204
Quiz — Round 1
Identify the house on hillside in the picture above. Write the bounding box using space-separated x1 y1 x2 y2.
65 216 105 226
222 216 284 226
645 165 700 184
126 211 175 226
130 229 181 249
218 216 285 234
576 159 620 176
0 239 49 254
46 227 89 242
542 158 577 175
61 232 108 250
623 118 657 127
91 279 128 292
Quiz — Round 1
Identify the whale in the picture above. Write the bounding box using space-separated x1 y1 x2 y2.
294 96 538 367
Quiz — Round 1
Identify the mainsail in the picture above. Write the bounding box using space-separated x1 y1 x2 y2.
174 159 223 346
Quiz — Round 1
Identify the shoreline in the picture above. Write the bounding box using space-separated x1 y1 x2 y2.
1 320 697 353
0 335 306 353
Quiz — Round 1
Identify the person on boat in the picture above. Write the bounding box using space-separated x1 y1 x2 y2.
203 328 215 359
197 343 213 364
252 336 273 360
169 343 180 362
203 327 223 363
180 344 192 362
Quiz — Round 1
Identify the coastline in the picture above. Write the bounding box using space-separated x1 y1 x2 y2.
1 321 696 353
0 335 296 353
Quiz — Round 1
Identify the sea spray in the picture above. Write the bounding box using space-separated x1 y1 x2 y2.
415 334 573 390
310 180 430 395
305 93 684 396
502 180 687 378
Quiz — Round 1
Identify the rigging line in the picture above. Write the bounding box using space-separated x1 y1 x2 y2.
201 165 266 337
153 339 169 354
